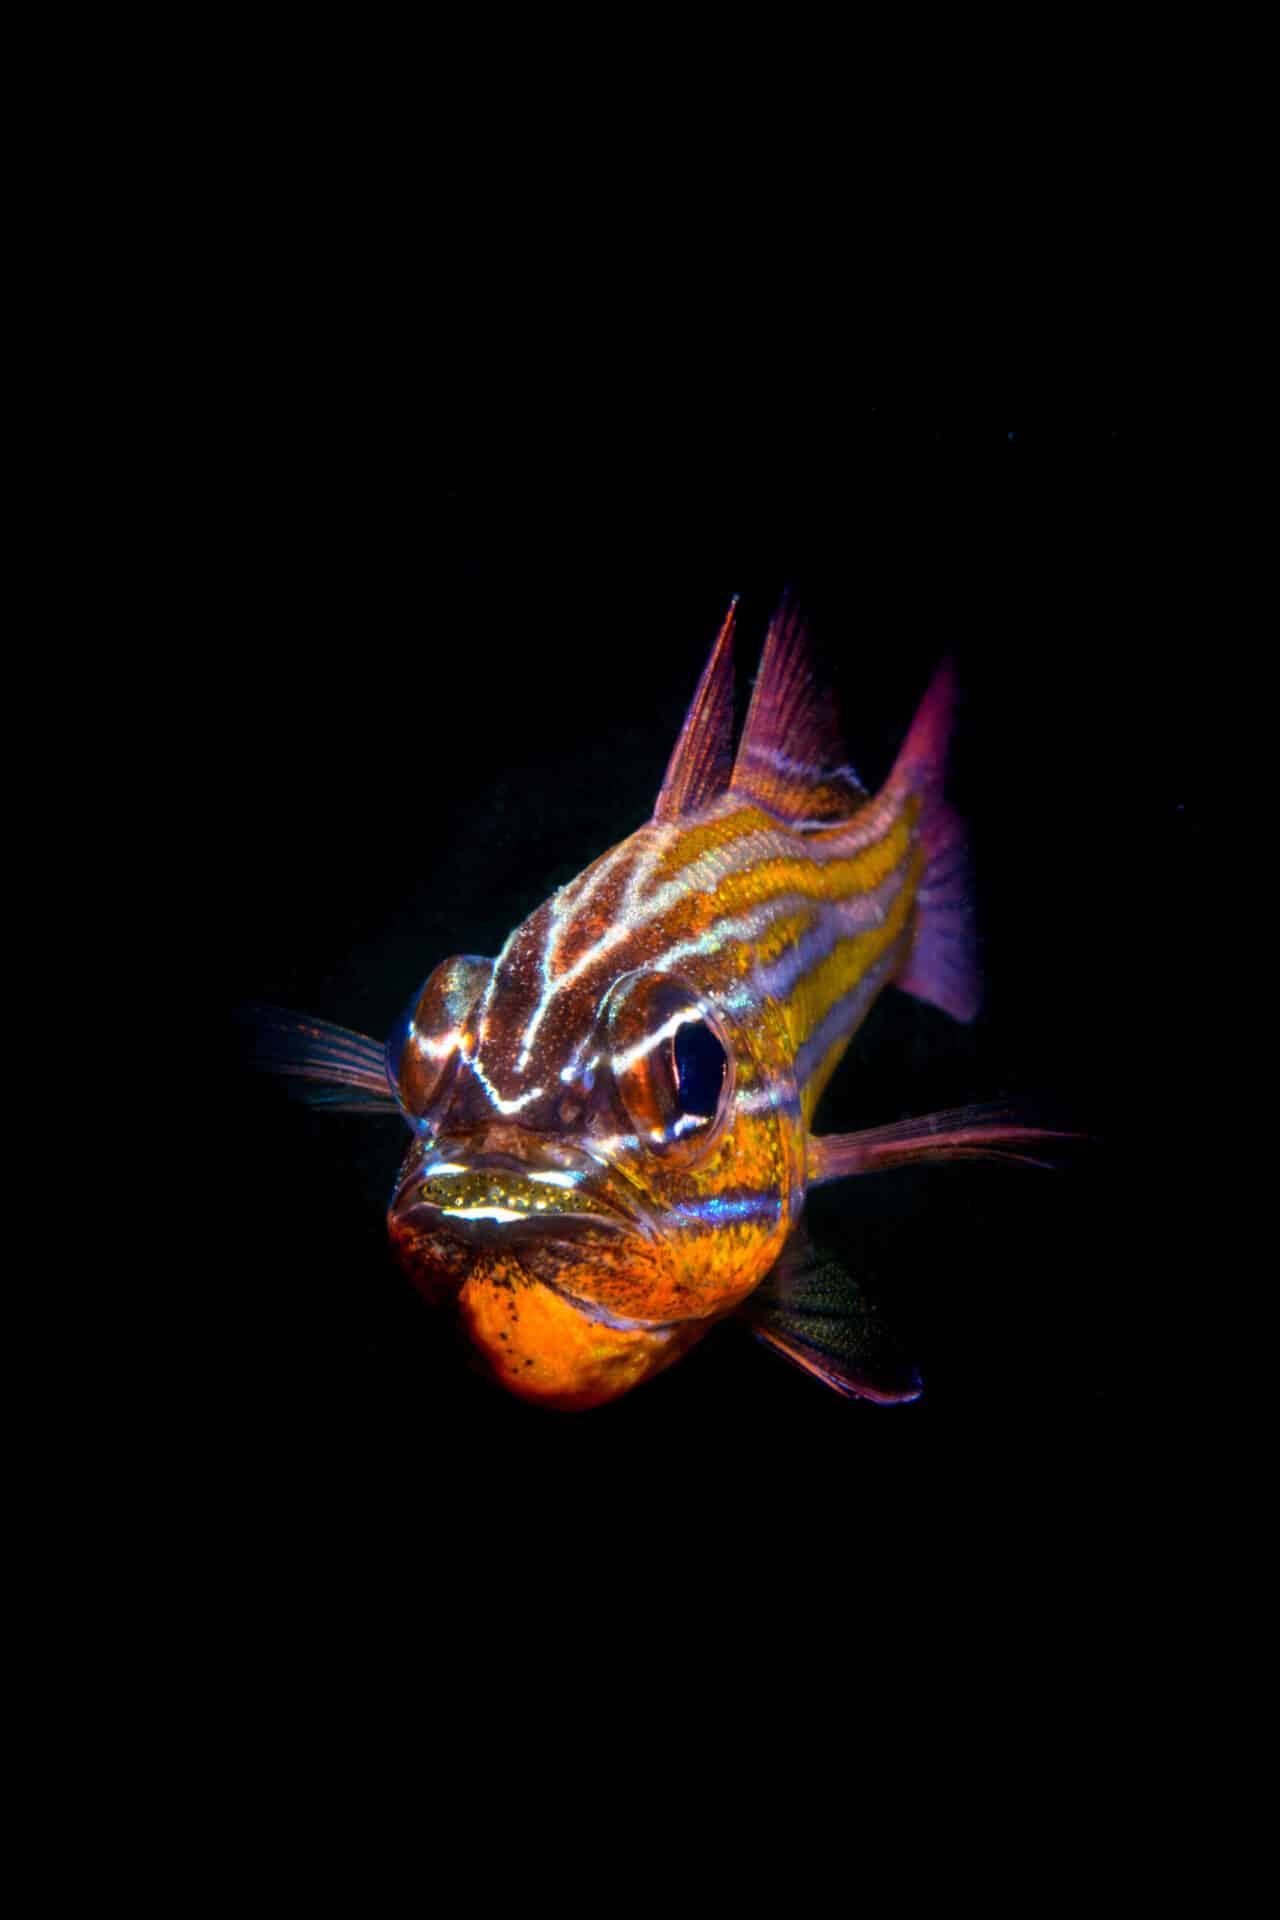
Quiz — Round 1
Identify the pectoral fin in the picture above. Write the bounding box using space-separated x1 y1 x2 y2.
744 1229 922 1403
807 1103 1083 1183
236 1004 399 1113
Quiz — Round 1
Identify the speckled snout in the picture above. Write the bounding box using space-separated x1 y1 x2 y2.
389 1129 648 1234
386 1130 651 1297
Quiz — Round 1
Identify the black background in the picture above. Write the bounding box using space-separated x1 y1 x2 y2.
194 404 1191 1569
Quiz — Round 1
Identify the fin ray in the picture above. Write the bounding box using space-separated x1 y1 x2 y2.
729 591 867 826
237 1004 398 1113
745 1228 921 1402
653 597 738 822
808 1103 1085 1182
887 658 982 1022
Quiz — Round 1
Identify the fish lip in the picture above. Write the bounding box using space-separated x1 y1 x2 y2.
391 1136 660 1244
391 1197 640 1248
388 1134 672 1328
389 1147 696 1335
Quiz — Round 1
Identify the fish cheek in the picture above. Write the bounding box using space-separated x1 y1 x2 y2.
663 1108 795 1311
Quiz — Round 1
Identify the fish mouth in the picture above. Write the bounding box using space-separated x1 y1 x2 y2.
388 1136 656 1253
387 1132 699 1333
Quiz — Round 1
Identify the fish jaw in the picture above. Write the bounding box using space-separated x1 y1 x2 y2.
387 1132 705 1404
456 1258 706 1410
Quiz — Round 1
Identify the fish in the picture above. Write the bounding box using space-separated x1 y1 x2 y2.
247 594 1068 1410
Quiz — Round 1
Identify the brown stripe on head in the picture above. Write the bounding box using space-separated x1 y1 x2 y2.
545 837 659 980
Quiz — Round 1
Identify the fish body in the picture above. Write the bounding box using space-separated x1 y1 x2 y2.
254 596 1057 1410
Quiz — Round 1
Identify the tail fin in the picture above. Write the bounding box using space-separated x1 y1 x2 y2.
888 659 981 1024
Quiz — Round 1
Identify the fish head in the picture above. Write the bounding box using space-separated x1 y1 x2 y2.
385 848 806 1408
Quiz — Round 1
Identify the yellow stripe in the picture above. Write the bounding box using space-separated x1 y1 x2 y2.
657 787 918 896
718 908 814 982
653 807 775 885
703 804 917 924
782 855 920 1057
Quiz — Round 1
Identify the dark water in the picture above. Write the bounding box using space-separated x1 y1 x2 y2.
197 417 1187 1574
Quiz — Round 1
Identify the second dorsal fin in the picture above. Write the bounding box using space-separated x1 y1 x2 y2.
729 592 866 826
652 596 739 823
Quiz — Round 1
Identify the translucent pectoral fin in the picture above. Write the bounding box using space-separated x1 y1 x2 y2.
744 1230 922 1403
237 1004 399 1114
807 1104 1085 1183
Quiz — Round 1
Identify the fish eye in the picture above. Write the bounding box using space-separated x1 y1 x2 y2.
603 970 734 1162
388 954 492 1128
673 1016 727 1119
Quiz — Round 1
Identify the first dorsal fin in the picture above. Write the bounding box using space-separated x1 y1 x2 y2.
652 596 739 823
729 591 867 826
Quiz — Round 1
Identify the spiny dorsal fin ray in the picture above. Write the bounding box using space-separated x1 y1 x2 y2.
652 596 739 823
729 591 867 826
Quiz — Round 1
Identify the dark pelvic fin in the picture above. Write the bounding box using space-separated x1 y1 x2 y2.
745 1228 922 1402
236 1004 399 1113
807 1103 1085 1183
728 590 867 826
886 658 981 1023
652 596 739 822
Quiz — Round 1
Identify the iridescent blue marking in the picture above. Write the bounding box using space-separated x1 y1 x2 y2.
668 1193 778 1227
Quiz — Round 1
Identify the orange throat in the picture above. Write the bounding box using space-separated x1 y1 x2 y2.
455 1254 704 1411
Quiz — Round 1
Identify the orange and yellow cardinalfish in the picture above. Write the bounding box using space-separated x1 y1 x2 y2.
249 595 1068 1410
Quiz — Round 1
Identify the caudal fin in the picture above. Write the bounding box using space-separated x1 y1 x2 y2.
888 659 982 1024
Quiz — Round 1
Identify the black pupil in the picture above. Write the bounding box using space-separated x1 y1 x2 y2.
672 1018 726 1118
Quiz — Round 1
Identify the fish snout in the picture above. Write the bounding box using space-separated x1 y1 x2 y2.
387 1130 654 1277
